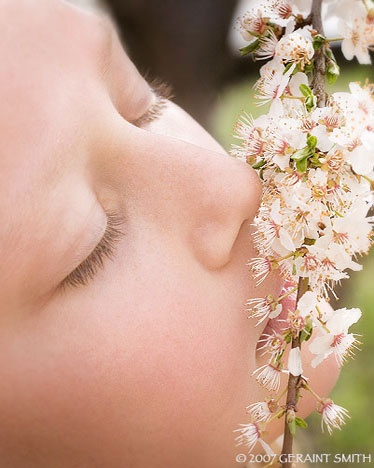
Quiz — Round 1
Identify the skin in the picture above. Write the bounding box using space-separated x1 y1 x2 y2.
0 1 340 467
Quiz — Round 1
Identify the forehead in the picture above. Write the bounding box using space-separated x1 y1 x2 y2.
0 0 108 140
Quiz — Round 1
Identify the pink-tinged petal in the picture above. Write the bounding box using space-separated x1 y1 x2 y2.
289 72 308 96
348 146 374 175
311 351 332 368
341 39 355 61
309 334 334 355
279 228 296 251
269 303 283 319
297 290 318 318
356 48 371 65
311 126 333 152
327 307 362 334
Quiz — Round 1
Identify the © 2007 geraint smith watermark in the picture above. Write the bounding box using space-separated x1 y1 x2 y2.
235 453 373 464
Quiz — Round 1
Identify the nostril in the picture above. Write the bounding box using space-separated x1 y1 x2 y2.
190 220 241 270
189 161 263 270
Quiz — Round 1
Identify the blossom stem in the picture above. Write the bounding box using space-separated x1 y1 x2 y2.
361 174 374 190
302 382 323 402
315 305 331 332
281 95 306 101
326 37 344 42
277 286 298 303
267 408 286 423
278 252 296 262
362 0 370 12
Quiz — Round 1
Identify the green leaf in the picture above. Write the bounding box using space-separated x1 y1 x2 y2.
252 159 266 169
283 62 295 75
313 34 326 51
239 39 260 56
307 135 317 150
295 417 308 429
291 146 310 161
299 84 313 97
305 94 317 112
300 85 317 111
296 157 308 173
300 330 308 343
284 332 292 344
300 320 314 343
309 152 321 167
292 264 296 276
304 327 313 342
324 47 335 61
326 61 340 85
288 419 297 436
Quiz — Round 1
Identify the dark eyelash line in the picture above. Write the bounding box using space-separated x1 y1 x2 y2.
60 212 125 290
133 78 174 127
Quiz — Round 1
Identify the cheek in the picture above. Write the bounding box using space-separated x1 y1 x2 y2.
0 221 282 467
0 257 262 466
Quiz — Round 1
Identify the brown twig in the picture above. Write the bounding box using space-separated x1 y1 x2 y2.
279 2 327 466
280 277 309 468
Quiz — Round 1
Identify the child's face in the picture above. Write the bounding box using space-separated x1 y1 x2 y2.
0 1 340 466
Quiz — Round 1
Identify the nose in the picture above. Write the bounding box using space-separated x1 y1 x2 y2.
99 121 262 270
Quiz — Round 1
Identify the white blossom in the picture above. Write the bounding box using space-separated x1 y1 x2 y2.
275 30 314 67
246 296 282 325
309 307 362 366
247 400 273 422
252 363 282 392
338 14 374 64
318 399 350 435
234 422 262 452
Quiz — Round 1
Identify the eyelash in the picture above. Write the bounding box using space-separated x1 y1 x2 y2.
60 212 125 290
132 78 173 127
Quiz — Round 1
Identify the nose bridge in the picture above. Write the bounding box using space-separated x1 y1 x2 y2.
144 131 258 215
105 125 262 268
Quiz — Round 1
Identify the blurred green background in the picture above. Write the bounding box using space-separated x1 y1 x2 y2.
210 62 374 466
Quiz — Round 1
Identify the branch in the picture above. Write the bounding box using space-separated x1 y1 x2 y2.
311 0 327 107
280 3 327 466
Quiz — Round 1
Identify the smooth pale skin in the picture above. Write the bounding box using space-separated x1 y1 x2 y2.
0 1 340 467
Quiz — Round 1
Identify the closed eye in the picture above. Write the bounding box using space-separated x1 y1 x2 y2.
60 212 125 290
132 78 173 127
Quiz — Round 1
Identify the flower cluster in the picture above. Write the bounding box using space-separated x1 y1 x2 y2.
232 0 374 455
239 0 374 65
